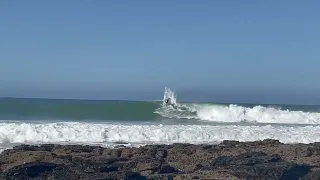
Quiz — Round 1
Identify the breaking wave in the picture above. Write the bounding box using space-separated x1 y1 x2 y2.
0 122 320 147
155 88 320 124
1 88 320 152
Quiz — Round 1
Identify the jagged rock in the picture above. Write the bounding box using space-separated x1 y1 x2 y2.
0 139 318 179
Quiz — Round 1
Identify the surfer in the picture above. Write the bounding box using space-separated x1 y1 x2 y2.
164 98 175 107
164 97 186 111
165 98 172 105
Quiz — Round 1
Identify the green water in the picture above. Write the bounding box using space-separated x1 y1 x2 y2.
0 98 161 121
1 97 320 123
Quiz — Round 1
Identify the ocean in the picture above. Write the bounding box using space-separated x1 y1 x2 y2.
1 88 320 152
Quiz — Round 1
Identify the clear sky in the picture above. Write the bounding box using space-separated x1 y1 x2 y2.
0 1 319 103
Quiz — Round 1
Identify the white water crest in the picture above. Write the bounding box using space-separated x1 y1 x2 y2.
162 87 178 106
0 122 320 148
156 88 320 125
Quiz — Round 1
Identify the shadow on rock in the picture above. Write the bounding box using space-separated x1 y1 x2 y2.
209 152 310 180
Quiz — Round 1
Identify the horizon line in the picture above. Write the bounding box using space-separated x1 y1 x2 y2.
1 96 320 106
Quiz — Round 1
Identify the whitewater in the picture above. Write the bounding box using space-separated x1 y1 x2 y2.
1 87 320 152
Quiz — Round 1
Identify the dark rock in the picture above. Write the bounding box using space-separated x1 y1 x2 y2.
209 151 310 179
13 144 40 151
159 164 177 174
211 152 282 166
303 170 320 180
259 139 282 145
155 149 167 160
147 174 174 180
1 162 60 179
0 139 318 179
220 140 241 147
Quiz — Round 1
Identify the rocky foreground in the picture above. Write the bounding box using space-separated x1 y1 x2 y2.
0 139 319 180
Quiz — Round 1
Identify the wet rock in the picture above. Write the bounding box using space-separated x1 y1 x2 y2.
209 152 310 179
211 152 282 166
0 162 60 180
155 149 167 160
0 139 318 179
158 164 177 174
303 170 320 180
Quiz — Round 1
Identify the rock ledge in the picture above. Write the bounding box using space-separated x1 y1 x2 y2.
0 139 319 179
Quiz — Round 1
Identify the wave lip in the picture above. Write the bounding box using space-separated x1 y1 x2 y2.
157 87 320 125
1 122 320 146
195 104 320 124
156 103 320 125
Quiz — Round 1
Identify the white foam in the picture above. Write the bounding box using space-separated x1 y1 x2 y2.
195 104 320 124
156 103 320 125
163 87 178 106
158 88 320 125
0 122 319 149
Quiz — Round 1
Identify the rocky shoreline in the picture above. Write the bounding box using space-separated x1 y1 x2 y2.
0 139 319 180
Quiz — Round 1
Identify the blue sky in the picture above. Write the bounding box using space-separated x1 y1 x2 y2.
1 1 320 103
